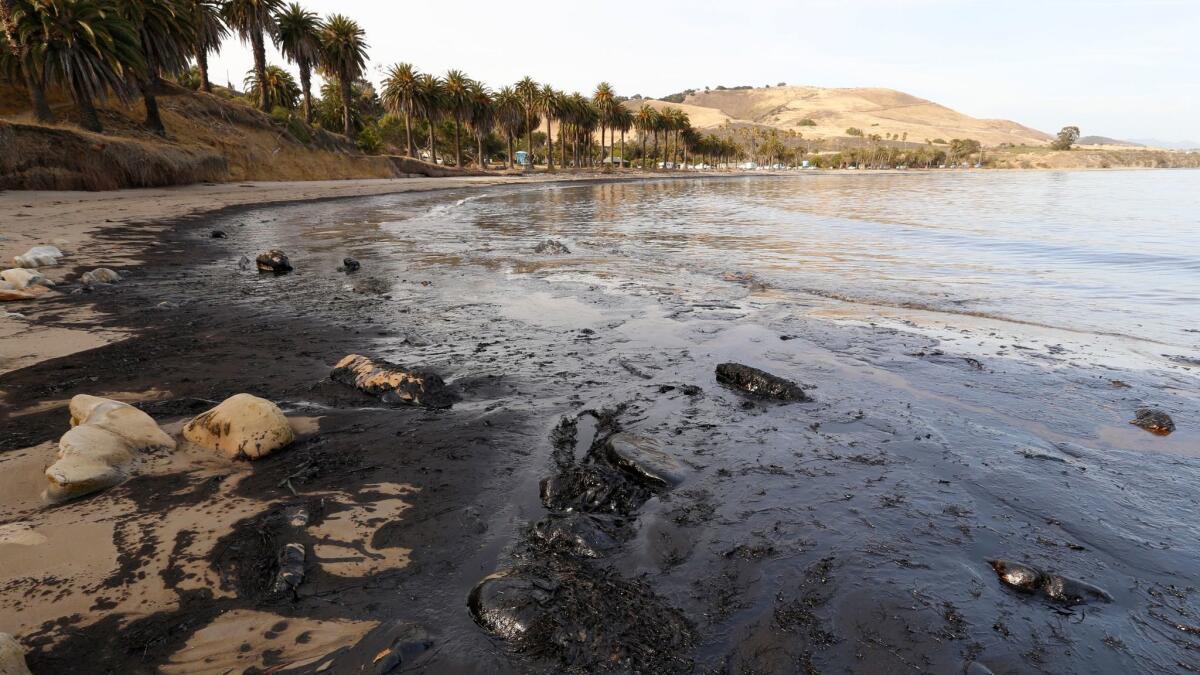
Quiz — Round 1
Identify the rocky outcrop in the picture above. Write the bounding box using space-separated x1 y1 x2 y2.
80 268 121 285
0 633 31 675
182 393 294 460
331 354 458 408
715 362 811 401
44 395 175 501
13 245 63 268
0 269 53 290
255 250 293 274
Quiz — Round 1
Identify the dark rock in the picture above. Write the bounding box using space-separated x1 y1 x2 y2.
468 564 694 673
531 513 622 558
1131 408 1175 435
368 623 433 674
255 249 293 274
989 560 1112 605
331 354 458 408
603 432 686 488
237 255 251 270
469 570 557 641
211 230 227 239
534 239 571 254
341 257 361 272
715 362 810 401
539 464 651 515
271 542 305 594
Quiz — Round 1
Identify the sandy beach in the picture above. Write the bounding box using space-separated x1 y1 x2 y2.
1 173 1197 674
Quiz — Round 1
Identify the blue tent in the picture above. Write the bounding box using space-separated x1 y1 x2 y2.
515 150 530 166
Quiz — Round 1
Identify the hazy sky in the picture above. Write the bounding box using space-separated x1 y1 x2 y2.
207 0 1199 141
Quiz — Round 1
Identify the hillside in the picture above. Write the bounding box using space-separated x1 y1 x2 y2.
641 85 1052 147
0 84 472 190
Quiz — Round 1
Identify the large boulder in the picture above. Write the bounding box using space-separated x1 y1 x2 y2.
603 433 686 488
0 633 31 675
80 268 121 286
13 245 63 268
45 395 175 501
331 354 458 408
183 394 294 460
715 362 811 401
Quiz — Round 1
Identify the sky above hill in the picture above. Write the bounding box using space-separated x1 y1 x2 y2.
207 0 1199 141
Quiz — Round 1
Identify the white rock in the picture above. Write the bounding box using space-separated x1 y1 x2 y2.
183 393 294 460
69 395 176 451
0 269 52 290
13 245 63 268
80 268 121 285
0 633 31 675
44 395 174 501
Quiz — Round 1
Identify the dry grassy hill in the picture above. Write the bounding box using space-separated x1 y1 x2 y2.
0 84 472 190
640 85 1051 147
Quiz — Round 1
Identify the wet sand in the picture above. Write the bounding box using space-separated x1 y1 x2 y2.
1 177 1198 674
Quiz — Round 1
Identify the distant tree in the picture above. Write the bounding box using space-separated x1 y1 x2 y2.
845 127 864 137
777 81 786 86
319 14 368 137
223 0 283 113
244 64 298 109
798 118 817 127
275 3 322 123
1050 125 1080 150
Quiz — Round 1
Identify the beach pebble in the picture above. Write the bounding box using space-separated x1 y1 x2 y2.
45 395 175 501
341 257 361 272
0 633 32 675
237 255 251 270
271 542 306 594
255 249 293 274
331 354 458 408
1131 408 1175 435
80 268 121 286
183 393 294 460
13 245 63 268
0 269 53 290
534 239 571 254
211 230 228 239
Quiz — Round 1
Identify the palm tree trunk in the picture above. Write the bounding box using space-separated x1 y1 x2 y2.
299 60 313 124
197 48 212 93
641 133 647 170
507 132 514 169
23 64 54 123
545 117 553 170
427 116 437 163
558 125 565 168
251 29 269 112
340 75 353 137
143 81 166 135
453 114 462 166
620 130 625 169
476 133 484 168
72 81 103 133
404 102 414 156
525 112 533 168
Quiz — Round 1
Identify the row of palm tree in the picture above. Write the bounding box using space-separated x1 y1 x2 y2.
0 0 366 136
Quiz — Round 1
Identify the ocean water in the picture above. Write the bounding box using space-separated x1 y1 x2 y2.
403 170 1200 350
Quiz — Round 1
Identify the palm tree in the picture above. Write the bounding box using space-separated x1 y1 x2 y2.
414 73 442 162
493 85 522 169
442 69 470 166
274 2 320 122
381 62 418 156
222 0 281 112
592 81 614 163
2 0 54 121
612 103 632 169
634 104 655 170
119 0 196 136
185 0 225 93
243 63 297 109
514 75 538 165
318 13 366 137
466 79 493 168
538 84 558 170
30 0 144 132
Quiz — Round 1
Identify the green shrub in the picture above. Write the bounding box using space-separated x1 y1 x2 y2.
798 118 817 127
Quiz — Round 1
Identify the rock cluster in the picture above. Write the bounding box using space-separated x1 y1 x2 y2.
989 560 1112 605
255 249 293 274
13 245 63 268
44 395 175 501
